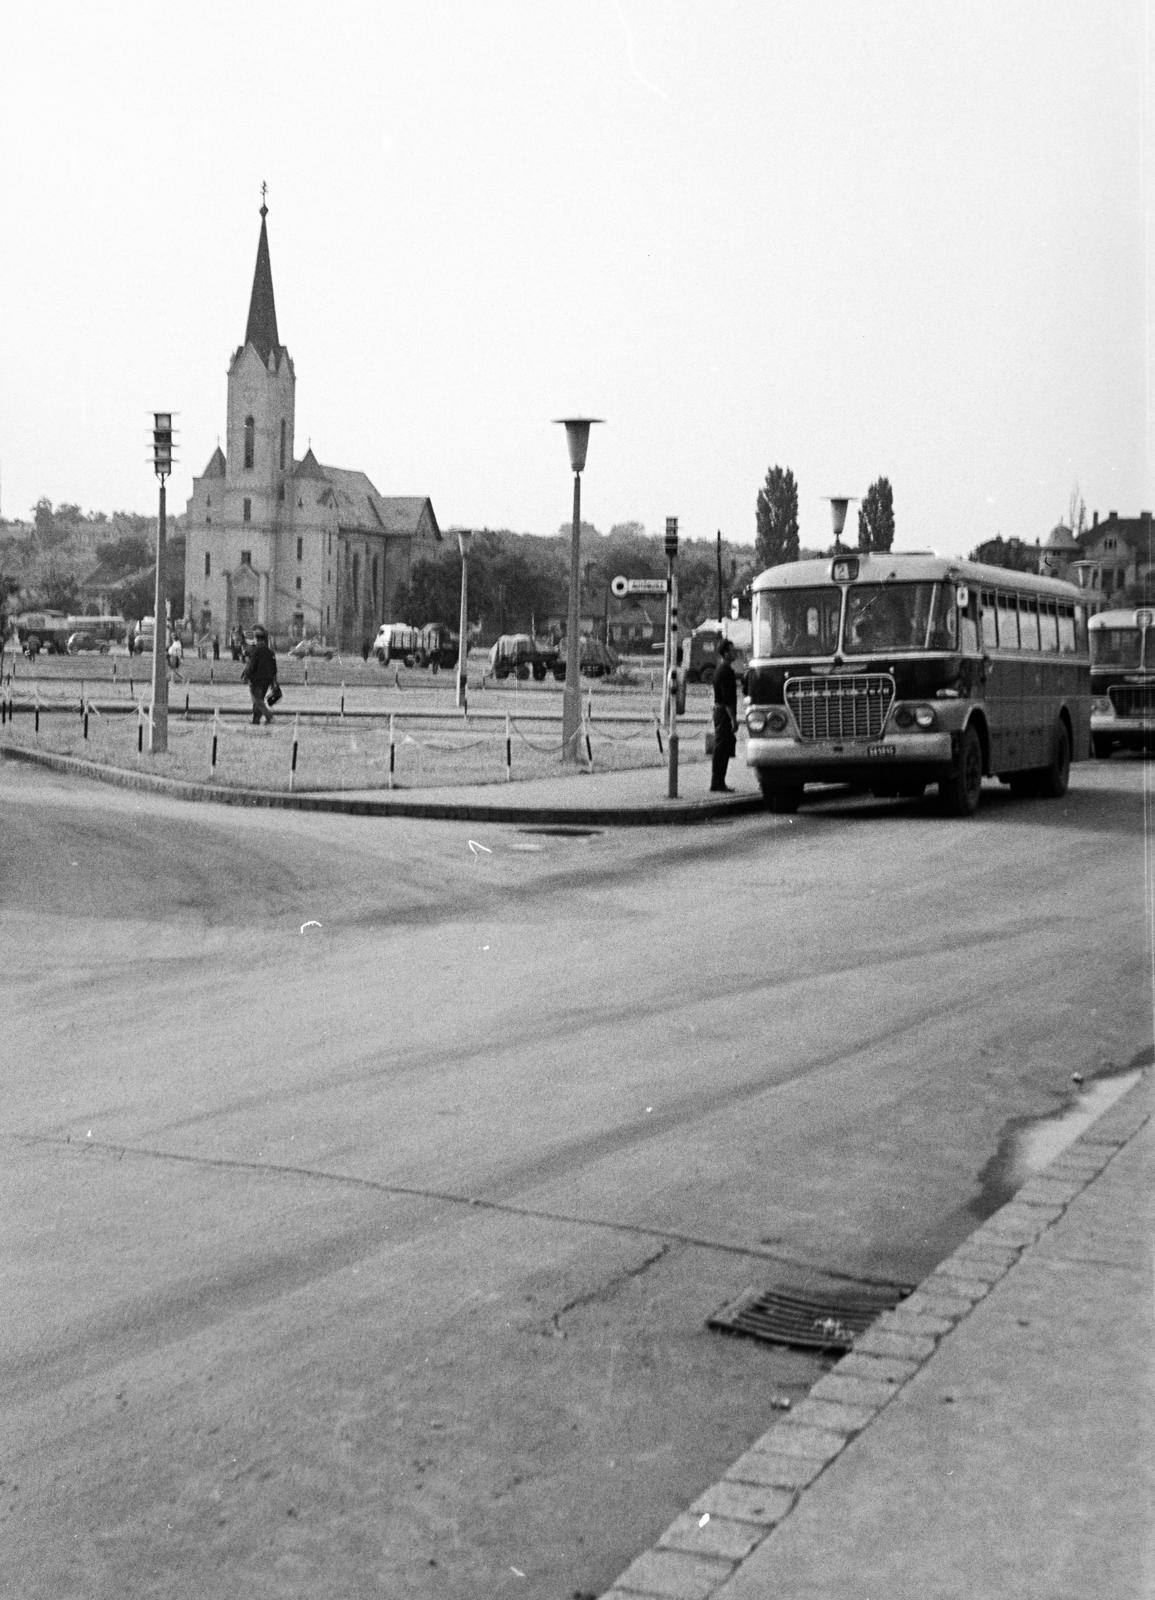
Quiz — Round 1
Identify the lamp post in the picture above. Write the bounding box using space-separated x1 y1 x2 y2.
455 527 472 709
827 496 856 553
554 417 602 762
149 412 175 753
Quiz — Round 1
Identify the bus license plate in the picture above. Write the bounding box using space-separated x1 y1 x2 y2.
867 743 897 758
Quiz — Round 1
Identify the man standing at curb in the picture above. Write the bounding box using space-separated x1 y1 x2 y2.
242 626 278 725
710 637 739 792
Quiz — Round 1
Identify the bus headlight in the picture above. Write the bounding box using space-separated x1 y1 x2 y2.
893 704 938 731
1091 696 1113 716
747 706 789 735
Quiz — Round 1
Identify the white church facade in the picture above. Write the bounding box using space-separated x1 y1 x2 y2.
183 203 440 651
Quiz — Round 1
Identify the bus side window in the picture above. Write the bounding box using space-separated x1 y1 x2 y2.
997 593 1020 649
1039 601 1059 653
980 590 998 650
1058 604 1075 653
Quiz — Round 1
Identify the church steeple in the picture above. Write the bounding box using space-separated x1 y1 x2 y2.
244 187 281 363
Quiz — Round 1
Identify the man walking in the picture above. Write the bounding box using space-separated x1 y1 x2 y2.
710 637 739 792
242 625 278 725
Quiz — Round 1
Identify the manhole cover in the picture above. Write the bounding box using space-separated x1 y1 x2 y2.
708 1279 914 1354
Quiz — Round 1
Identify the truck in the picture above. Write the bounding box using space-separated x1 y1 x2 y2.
487 633 563 681
682 618 752 684
373 622 421 665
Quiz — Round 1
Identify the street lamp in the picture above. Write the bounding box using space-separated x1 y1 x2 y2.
554 417 603 762
455 527 472 709
827 496 856 554
149 412 175 753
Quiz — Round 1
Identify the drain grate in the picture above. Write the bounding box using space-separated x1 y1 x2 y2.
708 1279 915 1354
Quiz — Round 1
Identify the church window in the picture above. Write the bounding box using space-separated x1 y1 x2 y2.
372 555 380 607
204 552 211 578
279 419 287 470
241 549 252 566
352 554 360 609
295 577 302 591
244 416 255 469
297 537 303 561
243 498 252 522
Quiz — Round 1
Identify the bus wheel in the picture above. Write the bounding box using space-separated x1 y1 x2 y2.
939 726 982 816
757 773 803 813
1092 734 1113 760
1036 720 1071 798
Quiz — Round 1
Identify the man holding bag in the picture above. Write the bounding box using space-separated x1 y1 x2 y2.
242 625 279 725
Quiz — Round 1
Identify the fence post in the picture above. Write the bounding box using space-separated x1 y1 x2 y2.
388 712 396 789
505 712 512 780
210 707 219 777
289 711 300 791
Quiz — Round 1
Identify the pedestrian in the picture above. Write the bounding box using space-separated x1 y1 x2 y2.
241 625 278 724
710 637 739 793
167 634 183 679
212 634 220 661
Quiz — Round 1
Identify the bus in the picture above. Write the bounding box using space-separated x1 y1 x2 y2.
1089 607 1155 757
743 551 1090 815
15 612 126 655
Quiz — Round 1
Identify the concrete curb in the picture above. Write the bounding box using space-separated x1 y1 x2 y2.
0 742 766 827
598 1072 1151 1600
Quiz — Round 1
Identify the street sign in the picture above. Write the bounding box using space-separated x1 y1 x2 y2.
611 575 669 597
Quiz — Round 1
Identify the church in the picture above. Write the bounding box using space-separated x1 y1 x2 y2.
183 201 441 651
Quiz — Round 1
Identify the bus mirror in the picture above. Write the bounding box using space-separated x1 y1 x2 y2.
956 585 969 609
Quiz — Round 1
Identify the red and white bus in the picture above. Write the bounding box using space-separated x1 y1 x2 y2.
1089 607 1155 757
743 551 1090 815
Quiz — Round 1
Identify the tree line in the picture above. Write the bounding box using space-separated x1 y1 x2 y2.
755 468 896 568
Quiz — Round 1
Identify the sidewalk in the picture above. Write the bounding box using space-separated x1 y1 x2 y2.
0 741 768 826
602 1073 1152 1600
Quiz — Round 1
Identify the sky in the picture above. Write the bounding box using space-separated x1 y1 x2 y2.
1 0 1149 559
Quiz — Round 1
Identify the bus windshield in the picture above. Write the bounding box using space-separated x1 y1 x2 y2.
754 587 841 658
754 581 957 658
1090 626 1146 670
844 582 952 655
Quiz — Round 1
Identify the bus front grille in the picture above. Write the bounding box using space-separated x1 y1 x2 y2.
1111 685 1155 718
785 674 895 741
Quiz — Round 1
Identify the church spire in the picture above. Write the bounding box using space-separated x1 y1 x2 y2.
244 184 281 363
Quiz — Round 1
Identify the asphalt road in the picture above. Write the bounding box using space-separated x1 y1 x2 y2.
2 759 1149 1599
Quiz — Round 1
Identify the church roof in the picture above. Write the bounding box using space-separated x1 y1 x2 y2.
200 445 227 479
243 203 283 364
296 458 439 538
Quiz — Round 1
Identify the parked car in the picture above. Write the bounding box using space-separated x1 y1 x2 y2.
288 637 335 659
67 631 111 654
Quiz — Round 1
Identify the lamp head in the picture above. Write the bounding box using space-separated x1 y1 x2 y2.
554 417 604 475
456 527 472 558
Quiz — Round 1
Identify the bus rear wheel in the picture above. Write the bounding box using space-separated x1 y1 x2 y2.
939 726 983 816
757 773 803 813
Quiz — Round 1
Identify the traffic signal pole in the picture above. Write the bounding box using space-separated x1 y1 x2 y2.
149 413 174 754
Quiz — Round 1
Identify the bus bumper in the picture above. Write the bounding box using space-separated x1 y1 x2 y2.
745 730 956 786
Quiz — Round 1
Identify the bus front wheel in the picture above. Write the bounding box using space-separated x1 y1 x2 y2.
757 772 803 813
1036 720 1072 798
939 726 983 816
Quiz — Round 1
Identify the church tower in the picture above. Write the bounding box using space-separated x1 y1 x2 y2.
185 198 441 649
224 197 295 553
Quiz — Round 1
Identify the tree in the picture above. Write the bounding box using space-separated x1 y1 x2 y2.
755 466 799 569
858 478 895 552
1066 485 1088 541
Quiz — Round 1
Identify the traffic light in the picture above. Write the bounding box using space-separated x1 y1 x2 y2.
152 412 175 478
730 595 740 620
664 517 678 560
